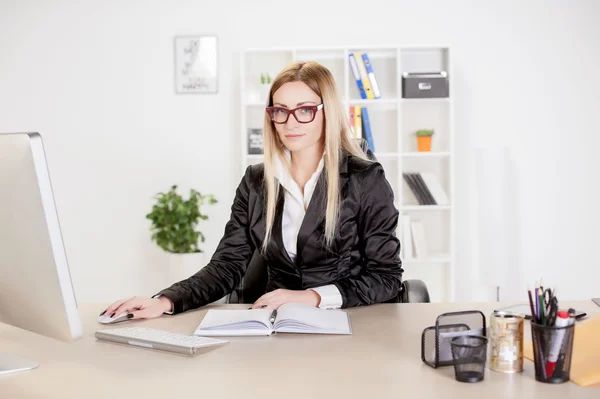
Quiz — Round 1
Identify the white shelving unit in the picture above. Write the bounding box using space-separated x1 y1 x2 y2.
240 45 454 302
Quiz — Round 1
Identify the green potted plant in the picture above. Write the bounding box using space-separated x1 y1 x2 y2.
146 185 217 280
416 129 435 152
260 72 272 102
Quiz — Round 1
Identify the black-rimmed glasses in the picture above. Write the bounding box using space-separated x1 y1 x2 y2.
266 104 323 124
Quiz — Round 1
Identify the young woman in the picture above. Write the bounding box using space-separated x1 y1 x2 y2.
103 61 403 319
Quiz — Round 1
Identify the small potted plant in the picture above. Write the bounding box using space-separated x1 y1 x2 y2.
416 129 435 152
146 185 217 280
260 72 272 102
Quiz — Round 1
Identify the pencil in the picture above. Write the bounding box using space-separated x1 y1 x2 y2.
527 288 537 324
539 291 546 326
535 285 539 322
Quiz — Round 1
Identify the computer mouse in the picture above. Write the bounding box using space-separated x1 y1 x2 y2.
97 312 130 324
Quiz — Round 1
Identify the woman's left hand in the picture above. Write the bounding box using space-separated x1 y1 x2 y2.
251 289 321 310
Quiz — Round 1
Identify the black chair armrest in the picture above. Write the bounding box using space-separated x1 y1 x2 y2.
227 288 241 304
400 279 430 303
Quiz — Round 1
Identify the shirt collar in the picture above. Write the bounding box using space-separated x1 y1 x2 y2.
274 149 326 193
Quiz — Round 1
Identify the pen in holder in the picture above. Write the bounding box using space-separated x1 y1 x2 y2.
530 311 576 384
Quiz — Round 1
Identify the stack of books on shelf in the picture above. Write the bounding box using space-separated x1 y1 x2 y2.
402 172 449 206
348 106 375 152
348 52 381 100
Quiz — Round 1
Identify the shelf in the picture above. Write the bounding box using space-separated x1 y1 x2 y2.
400 98 450 104
401 205 451 211
295 51 344 61
403 255 452 264
242 45 454 302
373 152 399 159
245 48 294 53
347 98 398 105
402 151 451 158
349 48 397 59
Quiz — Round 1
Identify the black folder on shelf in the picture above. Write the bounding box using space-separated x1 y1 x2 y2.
414 173 437 205
403 173 425 205
403 173 435 205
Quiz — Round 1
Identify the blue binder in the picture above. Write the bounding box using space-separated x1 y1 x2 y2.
361 107 375 152
349 53 367 99
361 53 381 99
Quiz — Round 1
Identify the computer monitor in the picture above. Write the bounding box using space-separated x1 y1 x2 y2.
0 132 82 375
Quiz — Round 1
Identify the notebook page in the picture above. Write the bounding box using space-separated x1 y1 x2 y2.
195 309 273 331
195 328 272 337
274 303 351 334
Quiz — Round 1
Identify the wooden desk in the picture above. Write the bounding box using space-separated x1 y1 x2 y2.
1 301 598 398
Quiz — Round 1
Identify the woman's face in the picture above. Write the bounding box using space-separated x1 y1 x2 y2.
271 81 324 155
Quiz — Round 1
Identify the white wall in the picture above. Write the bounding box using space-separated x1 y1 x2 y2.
1 0 599 304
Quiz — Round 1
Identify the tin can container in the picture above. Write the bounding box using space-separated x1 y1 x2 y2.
490 311 524 373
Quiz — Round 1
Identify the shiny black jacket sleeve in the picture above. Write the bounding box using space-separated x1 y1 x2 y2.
333 163 403 307
155 167 255 314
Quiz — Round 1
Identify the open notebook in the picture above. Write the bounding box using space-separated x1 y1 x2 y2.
194 303 352 336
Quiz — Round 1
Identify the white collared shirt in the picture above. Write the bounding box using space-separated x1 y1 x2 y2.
274 151 343 310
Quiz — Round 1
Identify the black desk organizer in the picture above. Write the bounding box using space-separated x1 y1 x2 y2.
421 310 487 368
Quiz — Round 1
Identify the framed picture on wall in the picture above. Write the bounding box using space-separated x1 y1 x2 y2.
174 35 218 94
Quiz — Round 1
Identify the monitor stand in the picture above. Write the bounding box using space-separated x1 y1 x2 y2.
0 352 38 375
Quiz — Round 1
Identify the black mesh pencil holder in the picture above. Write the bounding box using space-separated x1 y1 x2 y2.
450 335 489 382
531 322 575 384
421 310 487 368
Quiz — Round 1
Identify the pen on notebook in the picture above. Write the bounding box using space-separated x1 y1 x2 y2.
270 310 277 324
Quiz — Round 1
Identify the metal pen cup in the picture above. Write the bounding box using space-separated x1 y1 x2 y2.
531 322 575 383
449 335 489 383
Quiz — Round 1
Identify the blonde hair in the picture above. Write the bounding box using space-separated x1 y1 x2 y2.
261 61 371 253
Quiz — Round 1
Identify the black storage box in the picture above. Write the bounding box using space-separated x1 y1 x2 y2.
402 71 449 98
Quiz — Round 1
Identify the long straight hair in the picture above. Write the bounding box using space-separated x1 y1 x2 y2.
261 61 371 254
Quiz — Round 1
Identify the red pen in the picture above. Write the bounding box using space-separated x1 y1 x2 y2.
545 310 571 377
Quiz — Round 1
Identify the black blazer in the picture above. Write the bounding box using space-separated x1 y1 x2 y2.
157 150 403 313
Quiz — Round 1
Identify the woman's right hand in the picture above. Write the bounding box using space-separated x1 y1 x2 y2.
100 296 174 320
